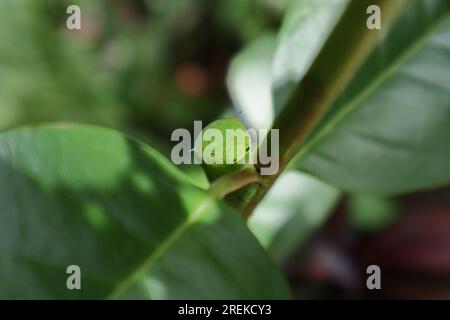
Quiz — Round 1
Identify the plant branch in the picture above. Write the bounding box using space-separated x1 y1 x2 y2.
241 0 407 219
208 165 260 200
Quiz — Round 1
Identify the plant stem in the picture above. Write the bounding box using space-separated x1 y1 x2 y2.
241 0 407 219
208 165 260 199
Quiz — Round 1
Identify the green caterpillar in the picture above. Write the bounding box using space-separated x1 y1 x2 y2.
194 116 252 181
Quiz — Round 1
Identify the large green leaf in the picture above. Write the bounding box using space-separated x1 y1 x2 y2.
291 0 450 194
0 125 290 299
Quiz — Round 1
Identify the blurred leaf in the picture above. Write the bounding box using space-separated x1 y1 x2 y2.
0 125 290 299
249 171 340 262
214 0 286 42
0 0 124 131
227 0 348 129
178 165 210 190
231 0 449 196
293 0 450 194
272 0 349 109
347 195 400 232
2 0 283 137
227 34 277 130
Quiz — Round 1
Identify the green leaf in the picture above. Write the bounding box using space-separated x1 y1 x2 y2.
0 125 290 299
291 0 450 194
227 34 277 130
227 1 349 130
226 0 409 216
0 0 124 130
249 171 340 262
272 0 349 109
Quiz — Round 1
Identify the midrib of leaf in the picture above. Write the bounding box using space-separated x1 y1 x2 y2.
106 167 258 299
106 193 216 299
295 15 450 163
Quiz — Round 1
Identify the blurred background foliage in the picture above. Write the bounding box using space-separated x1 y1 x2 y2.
1 0 449 299
0 0 287 148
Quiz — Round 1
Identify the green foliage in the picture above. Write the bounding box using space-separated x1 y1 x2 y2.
227 34 277 130
347 195 400 232
0 0 285 137
272 0 349 109
0 125 290 299
289 0 450 194
0 0 123 129
230 0 450 195
0 0 449 299
249 172 340 262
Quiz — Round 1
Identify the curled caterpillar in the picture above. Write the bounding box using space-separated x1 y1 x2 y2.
194 117 252 181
